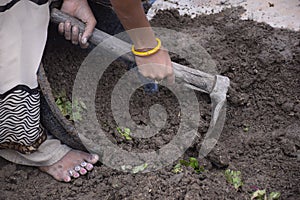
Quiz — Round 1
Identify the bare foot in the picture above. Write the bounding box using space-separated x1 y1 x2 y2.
39 150 99 182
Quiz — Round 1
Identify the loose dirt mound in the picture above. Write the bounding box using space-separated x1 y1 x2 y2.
1 7 299 200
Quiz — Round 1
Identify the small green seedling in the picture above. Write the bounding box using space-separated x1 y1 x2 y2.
116 127 132 141
243 126 249 132
251 189 281 200
172 163 183 174
175 157 205 174
224 169 243 190
132 163 148 174
55 90 86 121
243 124 250 132
251 189 266 200
269 192 281 200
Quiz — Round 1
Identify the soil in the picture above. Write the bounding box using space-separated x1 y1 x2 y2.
1 4 300 200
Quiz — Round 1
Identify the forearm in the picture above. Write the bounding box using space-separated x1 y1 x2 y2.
110 0 157 50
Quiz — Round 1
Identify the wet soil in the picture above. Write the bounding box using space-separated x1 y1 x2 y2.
1 6 300 200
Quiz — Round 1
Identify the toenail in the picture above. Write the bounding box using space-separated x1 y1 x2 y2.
81 162 87 167
74 165 81 172
80 168 87 175
93 154 99 161
68 169 74 176
64 176 71 182
90 154 99 162
73 172 80 178
86 163 93 171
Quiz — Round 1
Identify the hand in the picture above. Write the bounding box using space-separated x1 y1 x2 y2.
58 0 96 48
135 48 175 85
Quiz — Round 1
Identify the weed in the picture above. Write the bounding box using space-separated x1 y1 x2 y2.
132 163 148 174
243 126 249 132
269 192 281 199
54 90 86 121
172 157 205 174
243 124 250 132
224 169 243 190
251 189 281 200
172 163 183 173
116 127 132 141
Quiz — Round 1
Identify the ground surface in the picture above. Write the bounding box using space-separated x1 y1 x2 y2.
148 0 300 31
1 6 300 200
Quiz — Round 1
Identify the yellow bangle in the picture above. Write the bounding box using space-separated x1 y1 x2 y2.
131 38 161 57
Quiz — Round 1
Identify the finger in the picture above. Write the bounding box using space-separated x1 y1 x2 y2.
78 33 89 49
58 22 64 35
81 16 96 46
64 21 71 40
167 72 175 85
71 26 79 45
79 40 89 49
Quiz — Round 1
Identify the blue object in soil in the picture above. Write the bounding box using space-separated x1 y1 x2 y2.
143 81 159 94
130 64 159 94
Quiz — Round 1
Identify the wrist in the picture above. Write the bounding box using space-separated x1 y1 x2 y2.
134 38 157 50
132 38 161 57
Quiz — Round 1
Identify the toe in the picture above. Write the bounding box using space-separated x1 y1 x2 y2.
63 175 71 182
79 167 87 175
73 171 80 178
84 154 99 164
85 163 94 171
69 169 80 179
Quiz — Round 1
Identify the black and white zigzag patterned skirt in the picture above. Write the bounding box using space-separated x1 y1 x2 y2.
0 85 47 154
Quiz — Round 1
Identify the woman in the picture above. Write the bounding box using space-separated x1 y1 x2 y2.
0 0 173 182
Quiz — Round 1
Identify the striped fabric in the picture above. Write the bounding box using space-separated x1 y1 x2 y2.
0 85 46 154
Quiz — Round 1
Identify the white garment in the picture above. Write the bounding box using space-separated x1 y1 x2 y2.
0 0 49 93
0 0 71 166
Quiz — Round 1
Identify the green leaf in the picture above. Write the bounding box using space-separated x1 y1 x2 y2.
225 169 243 190
189 157 199 169
54 90 84 122
132 163 148 174
123 134 132 141
116 127 132 141
55 98 62 105
251 189 266 200
178 157 204 173
269 192 280 200
116 127 122 133
124 128 130 135
72 111 82 121
172 163 183 173
179 159 190 166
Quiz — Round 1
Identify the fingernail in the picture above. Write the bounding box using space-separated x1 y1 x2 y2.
82 37 87 44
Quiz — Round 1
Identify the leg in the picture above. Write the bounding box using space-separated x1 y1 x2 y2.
0 0 99 182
